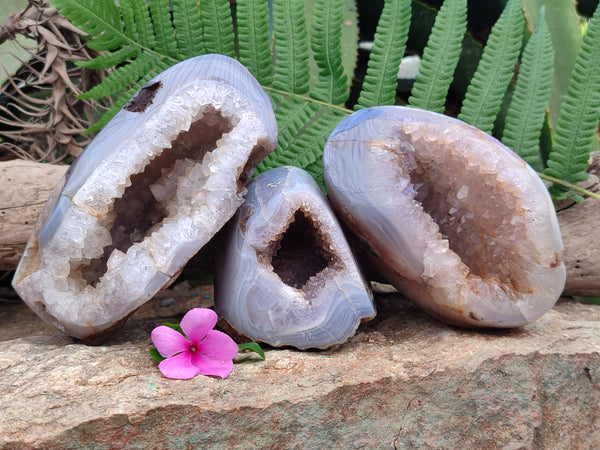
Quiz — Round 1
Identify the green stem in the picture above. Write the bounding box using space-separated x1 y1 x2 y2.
263 86 353 114
263 86 600 202
537 172 600 199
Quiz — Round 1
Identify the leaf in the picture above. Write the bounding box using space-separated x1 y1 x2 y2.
272 0 311 94
501 6 554 171
521 0 583 131
408 0 468 113
149 347 166 363
356 0 411 109
310 0 349 105
458 0 524 133
172 0 205 58
545 4 600 195
237 342 266 360
236 0 273 85
162 322 185 335
200 0 235 57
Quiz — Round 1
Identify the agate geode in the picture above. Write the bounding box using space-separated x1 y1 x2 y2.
215 166 376 349
323 106 566 328
12 55 277 340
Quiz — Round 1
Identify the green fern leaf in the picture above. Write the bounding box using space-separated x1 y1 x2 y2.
52 0 127 51
310 0 349 105
544 4 600 195
201 0 235 57
86 66 168 133
76 44 139 70
501 7 554 171
148 0 178 58
236 0 273 85
258 93 346 173
77 52 159 100
458 0 524 133
272 0 311 94
356 0 411 109
408 0 467 113
172 0 205 58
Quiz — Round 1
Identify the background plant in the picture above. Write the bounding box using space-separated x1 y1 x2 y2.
6 0 600 200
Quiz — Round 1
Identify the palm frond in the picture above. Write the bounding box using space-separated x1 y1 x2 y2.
502 7 554 171
408 0 467 113
356 0 411 109
458 0 524 133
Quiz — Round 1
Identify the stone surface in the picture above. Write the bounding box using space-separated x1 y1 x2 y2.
1 285 599 449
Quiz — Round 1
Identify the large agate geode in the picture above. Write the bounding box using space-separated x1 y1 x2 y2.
215 166 376 349
12 54 277 340
323 106 566 328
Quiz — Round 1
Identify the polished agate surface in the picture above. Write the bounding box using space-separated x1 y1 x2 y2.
215 166 375 349
323 106 565 328
12 55 277 340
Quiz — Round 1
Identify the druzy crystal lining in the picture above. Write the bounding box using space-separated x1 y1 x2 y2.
323 106 565 328
12 55 277 340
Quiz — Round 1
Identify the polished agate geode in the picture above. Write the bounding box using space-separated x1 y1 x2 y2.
323 106 566 328
12 54 277 340
215 166 376 349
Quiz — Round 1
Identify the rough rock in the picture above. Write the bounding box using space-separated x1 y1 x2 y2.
1 285 599 449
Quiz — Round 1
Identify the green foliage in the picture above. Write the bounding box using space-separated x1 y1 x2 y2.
408 0 467 113
544 4 600 198
236 0 273 85
356 0 411 109
457 0 524 133
502 7 554 171
52 0 599 198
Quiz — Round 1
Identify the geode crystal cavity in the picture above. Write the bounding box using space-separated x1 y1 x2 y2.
323 106 566 328
215 166 376 349
12 54 277 340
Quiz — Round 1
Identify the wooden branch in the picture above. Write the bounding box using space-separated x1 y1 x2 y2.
0 160 68 270
0 159 598 296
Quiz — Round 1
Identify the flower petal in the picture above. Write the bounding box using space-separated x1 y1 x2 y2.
198 330 239 360
151 325 190 358
191 353 234 379
158 351 202 379
180 308 218 344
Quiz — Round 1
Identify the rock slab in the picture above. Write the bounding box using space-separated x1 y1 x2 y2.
1 289 599 449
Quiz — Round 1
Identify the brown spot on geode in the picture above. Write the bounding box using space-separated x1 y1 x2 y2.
124 81 163 113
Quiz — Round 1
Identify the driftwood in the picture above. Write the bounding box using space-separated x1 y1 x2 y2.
0 159 598 295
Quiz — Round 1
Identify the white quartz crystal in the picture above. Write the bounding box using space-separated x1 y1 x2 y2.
12 55 277 340
323 106 566 328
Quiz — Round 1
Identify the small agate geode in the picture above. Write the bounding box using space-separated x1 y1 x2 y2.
323 106 566 328
215 166 376 349
12 54 277 340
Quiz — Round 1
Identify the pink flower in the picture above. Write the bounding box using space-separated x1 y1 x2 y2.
151 308 239 380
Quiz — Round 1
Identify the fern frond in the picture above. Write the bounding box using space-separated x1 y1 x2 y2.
310 0 349 105
458 0 524 133
77 52 158 100
52 0 127 51
408 0 467 113
75 44 139 70
544 4 600 195
501 7 554 171
258 92 346 173
148 0 178 58
200 0 235 57
172 0 205 58
86 64 169 133
236 0 273 85
272 0 311 94
356 0 411 109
